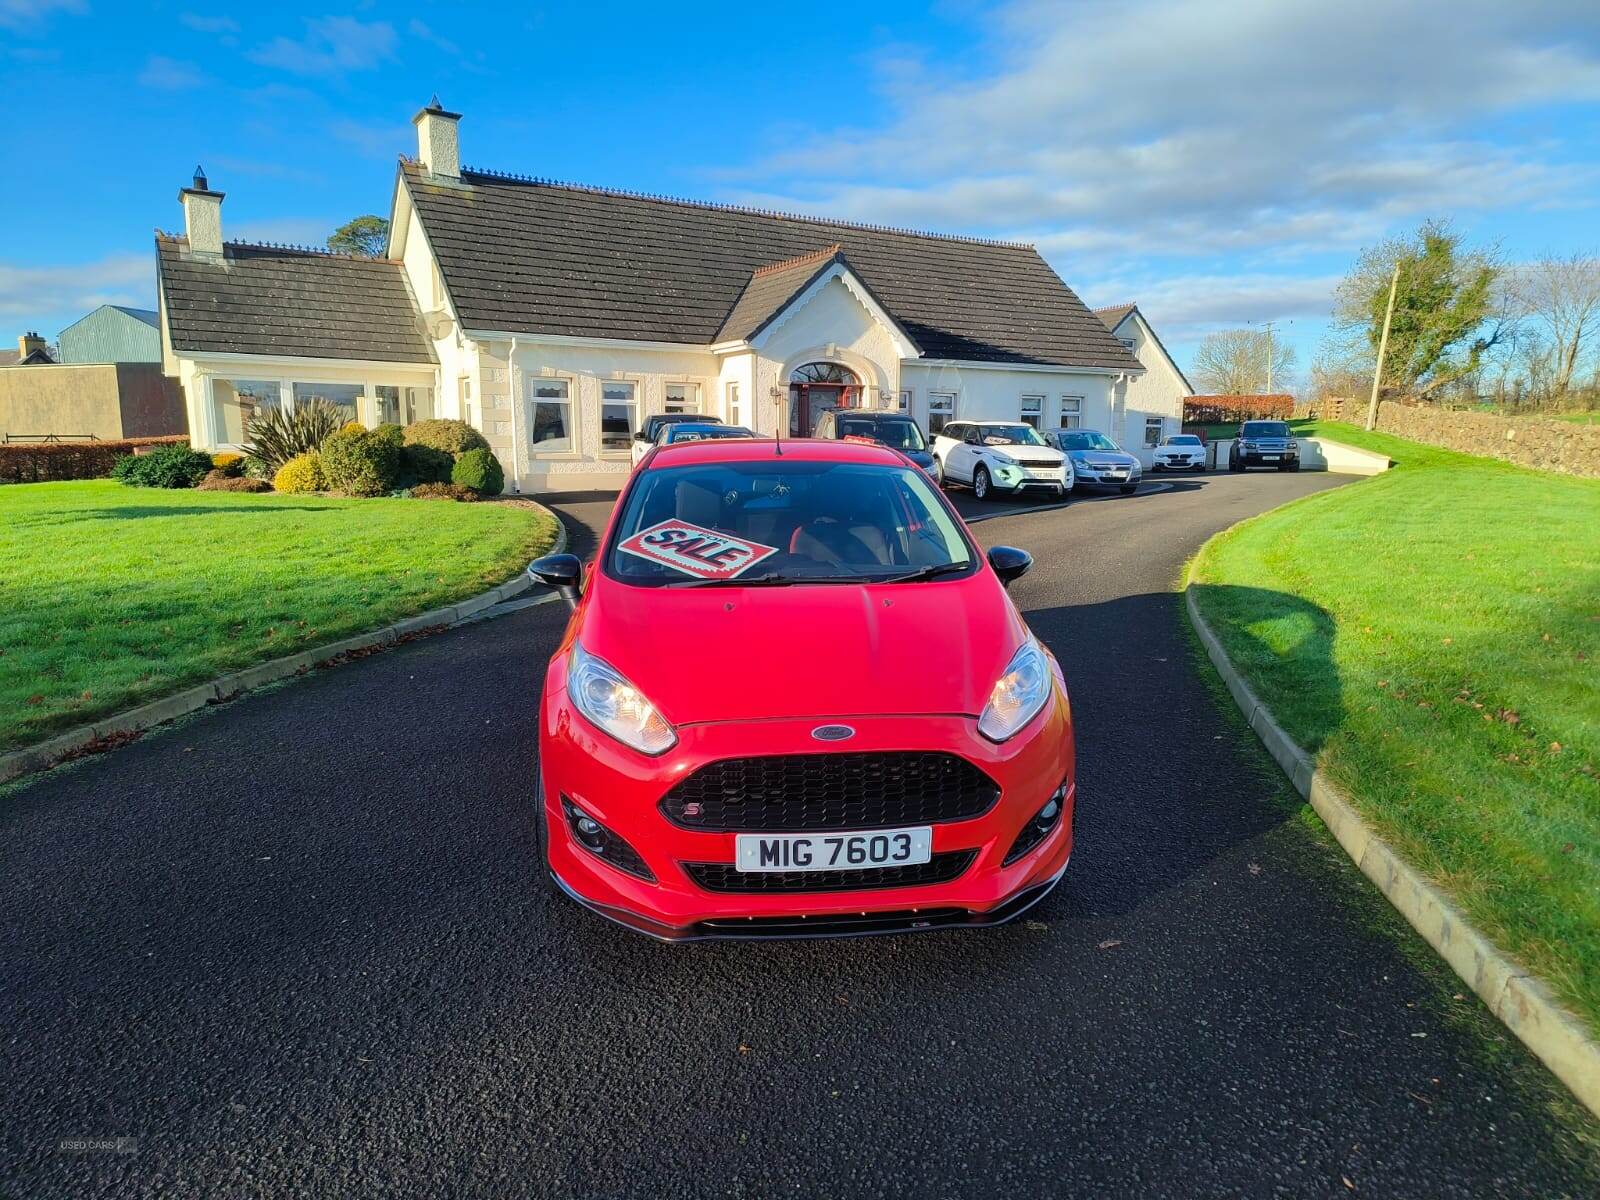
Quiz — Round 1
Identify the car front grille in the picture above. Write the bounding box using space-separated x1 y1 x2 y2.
683 850 978 893
659 752 1000 832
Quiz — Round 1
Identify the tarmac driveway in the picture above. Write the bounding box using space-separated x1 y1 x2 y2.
2 471 1596 1197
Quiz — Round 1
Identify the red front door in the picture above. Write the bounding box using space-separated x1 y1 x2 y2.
789 384 858 435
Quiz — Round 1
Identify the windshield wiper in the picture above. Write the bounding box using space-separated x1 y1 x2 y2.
661 572 862 589
876 562 971 584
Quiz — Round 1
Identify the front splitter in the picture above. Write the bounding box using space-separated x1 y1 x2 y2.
547 861 1068 943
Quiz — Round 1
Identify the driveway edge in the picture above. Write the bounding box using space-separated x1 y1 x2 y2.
0 504 567 788
1184 585 1600 1119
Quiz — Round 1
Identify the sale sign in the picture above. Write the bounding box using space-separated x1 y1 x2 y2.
616 519 779 582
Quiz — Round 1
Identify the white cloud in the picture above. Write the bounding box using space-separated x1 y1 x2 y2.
0 255 152 327
1081 272 1345 341
137 56 209 91
250 16 397 76
328 119 408 159
719 0 1600 277
0 0 84 34
407 18 458 57
179 13 238 34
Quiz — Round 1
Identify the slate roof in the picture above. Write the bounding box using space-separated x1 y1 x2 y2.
714 245 911 347
402 162 1142 371
156 236 435 364
1093 303 1137 331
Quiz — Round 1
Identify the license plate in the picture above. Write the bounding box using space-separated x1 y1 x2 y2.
735 827 933 873
1261 454 1279 460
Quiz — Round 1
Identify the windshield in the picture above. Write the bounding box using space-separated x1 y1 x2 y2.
1242 421 1290 438
606 459 974 587
839 417 926 451
665 426 751 443
1169 435 1202 446
1058 430 1119 452
979 424 1047 447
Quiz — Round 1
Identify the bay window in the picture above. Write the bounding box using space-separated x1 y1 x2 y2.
293 382 361 425
212 379 281 445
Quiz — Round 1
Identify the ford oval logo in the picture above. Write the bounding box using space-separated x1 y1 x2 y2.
811 724 855 742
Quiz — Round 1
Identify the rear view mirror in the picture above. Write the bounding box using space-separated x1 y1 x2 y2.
987 546 1032 586
528 553 583 608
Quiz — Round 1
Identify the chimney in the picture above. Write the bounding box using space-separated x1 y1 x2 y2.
179 165 225 258
412 95 461 178
19 332 47 360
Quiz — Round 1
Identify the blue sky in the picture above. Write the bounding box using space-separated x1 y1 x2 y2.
5 0 1599 384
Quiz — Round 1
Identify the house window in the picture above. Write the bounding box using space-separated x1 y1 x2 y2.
927 391 956 434
213 378 281 444
1119 337 1136 353
726 382 741 426
373 385 435 425
896 389 910 412
458 377 473 427
1058 395 1083 429
528 379 573 453
1144 417 1164 447
601 381 638 452
665 382 699 415
293 382 361 425
1020 394 1044 429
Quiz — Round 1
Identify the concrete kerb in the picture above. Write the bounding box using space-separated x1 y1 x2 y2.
0 504 568 788
1184 585 1600 1119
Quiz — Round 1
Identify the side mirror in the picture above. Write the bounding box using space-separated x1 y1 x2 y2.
528 552 583 608
987 545 1032 586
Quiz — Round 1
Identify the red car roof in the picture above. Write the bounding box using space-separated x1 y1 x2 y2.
648 436 902 467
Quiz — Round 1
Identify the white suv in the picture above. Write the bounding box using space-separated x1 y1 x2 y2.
931 421 1073 501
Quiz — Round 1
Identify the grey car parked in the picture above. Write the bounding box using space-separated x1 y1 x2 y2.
1045 428 1143 495
1228 420 1301 472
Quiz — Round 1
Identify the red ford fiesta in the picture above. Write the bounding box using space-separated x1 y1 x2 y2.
529 436 1075 940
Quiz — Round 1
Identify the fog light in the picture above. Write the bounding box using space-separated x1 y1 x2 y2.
1003 781 1068 866
560 797 655 882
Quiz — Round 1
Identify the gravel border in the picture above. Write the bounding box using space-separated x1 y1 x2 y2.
0 500 566 787
1185 584 1600 1119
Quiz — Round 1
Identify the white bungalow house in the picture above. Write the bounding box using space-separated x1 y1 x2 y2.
158 100 1144 493
1092 303 1193 467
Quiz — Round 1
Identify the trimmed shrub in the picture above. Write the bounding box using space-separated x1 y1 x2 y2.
338 420 366 436
320 426 400 497
451 447 505 496
371 423 405 449
112 443 214 489
409 482 480 501
273 452 326 493
398 442 454 487
197 471 271 493
0 435 189 484
242 401 344 477
402 418 490 458
210 452 245 476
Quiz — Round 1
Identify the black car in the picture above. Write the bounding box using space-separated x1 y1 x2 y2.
1228 420 1300 471
811 409 936 472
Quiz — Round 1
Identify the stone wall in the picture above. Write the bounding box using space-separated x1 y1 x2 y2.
1374 401 1600 479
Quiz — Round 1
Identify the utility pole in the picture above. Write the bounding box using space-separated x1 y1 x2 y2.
1365 263 1401 431
1261 321 1277 392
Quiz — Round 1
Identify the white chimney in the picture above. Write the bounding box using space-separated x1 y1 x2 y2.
180 165 224 258
413 95 461 178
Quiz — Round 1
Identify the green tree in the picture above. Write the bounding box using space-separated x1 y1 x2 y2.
1332 220 1506 399
327 215 390 258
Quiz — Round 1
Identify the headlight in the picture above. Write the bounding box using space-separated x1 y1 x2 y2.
977 639 1052 742
566 641 677 755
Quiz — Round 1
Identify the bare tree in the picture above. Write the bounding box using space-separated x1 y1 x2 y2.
1505 252 1600 395
1190 329 1297 394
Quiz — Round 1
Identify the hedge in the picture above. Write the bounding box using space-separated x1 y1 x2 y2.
1183 394 1295 424
0 436 190 484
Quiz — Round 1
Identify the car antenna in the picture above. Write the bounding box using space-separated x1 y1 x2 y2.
770 385 783 456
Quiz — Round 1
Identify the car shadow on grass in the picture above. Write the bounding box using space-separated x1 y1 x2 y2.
1185 582 1343 754
75 504 339 520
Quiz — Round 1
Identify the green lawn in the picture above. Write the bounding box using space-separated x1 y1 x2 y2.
1192 422 1600 1034
0 481 559 753
1550 411 1600 426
